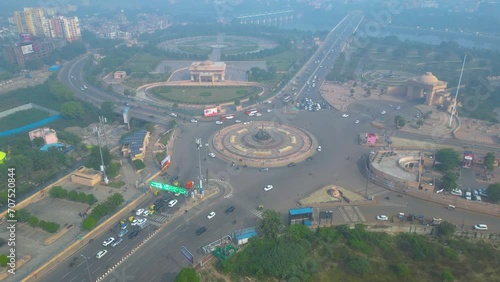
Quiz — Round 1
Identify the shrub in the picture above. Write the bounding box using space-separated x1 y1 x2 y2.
86 194 97 205
82 217 97 231
16 209 31 222
68 190 78 201
49 186 67 198
28 216 39 227
43 222 60 233
132 159 146 170
38 220 47 229
344 255 371 275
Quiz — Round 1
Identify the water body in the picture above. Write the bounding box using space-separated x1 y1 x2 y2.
375 27 500 51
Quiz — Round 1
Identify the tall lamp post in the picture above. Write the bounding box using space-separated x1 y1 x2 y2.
80 254 92 282
196 138 203 196
95 126 109 184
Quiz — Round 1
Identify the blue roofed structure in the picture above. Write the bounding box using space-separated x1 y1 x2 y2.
121 129 150 160
289 207 313 216
233 227 257 245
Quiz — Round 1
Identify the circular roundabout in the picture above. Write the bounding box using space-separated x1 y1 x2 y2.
157 36 278 56
361 70 413 86
211 121 317 167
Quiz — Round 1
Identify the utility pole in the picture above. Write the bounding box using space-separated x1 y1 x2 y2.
99 116 108 147
95 126 109 184
196 138 203 196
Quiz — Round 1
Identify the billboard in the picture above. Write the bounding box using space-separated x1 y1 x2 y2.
203 107 218 117
21 44 34 55
20 33 33 43
160 155 171 170
181 246 194 265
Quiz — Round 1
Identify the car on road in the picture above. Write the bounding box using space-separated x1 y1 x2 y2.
80 87 85 91
354 120 360 124
96 250 108 259
136 208 145 216
142 210 150 217
255 113 263 117
83 84 88 89
207 211 216 219
259 167 269 172
196 227 207 236
121 223 127 230
341 114 349 118
381 110 386 115
376 215 388 221
287 162 296 167
128 230 140 239
215 121 223 125
306 156 313 162
264 185 274 191
131 219 139 226
111 238 123 247
473 224 488 231
225 206 236 214
168 199 178 207
396 106 401 110
235 120 242 123
267 109 272 113
317 146 322 152
190 119 198 123
208 152 216 158
118 229 128 238
170 113 178 117
137 218 147 225
102 237 115 247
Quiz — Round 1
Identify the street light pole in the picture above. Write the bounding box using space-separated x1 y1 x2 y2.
80 254 92 282
196 138 203 196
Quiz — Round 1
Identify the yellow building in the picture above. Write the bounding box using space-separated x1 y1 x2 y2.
71 166 102 187
189 60 226 82
406 72 449 106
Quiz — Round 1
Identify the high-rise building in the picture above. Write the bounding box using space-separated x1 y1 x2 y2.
14 8 46 36
62 17 81 42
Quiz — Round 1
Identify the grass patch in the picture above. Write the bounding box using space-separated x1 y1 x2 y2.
0 108 51 131
159 131 172 145
121 53 165 73
151 86 260 104
108 181 125 188
257 50 305 71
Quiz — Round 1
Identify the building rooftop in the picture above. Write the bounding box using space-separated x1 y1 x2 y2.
370 150 421 182
289 207 313 215
121 129 148 156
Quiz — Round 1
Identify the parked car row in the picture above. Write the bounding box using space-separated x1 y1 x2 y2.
450 188 485 201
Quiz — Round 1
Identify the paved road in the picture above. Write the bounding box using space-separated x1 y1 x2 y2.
40 11 500 282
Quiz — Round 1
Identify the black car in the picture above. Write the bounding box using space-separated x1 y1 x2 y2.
306 157 313 162
287 162 296 167
128 230 140 239
225 206 236 214
154 199 163 206
196 227 207 236
154 202 164 211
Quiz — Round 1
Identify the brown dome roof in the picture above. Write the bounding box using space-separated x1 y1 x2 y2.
418 72 439 85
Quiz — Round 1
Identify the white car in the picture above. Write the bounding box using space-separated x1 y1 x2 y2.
131 219 139 226
136 208 145 216
96 249 108 259
215 121 223 125
451 189 462 196
111 238 123 248
136 218 147 225
142 210 150 217
207 211 216 219
264 185 273 191
102 237 115 247
235 120 242 123
473 224 488 231
342 114 349 118
354 120 360 124
255 113 262 117
267 109 272 113
190 119 198 123
317 146 322 152
396 106 401 110
83 85 88 89
168 199 178 207
170 113 178 117
208 153 216 158
376 215 388 221
381 110 386 115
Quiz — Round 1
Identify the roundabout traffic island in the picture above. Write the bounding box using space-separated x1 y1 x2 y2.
211 121 317 167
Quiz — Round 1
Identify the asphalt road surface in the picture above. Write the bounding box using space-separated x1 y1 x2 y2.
41 11 500 282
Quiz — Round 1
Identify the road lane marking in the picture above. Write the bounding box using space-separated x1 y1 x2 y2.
68 276 77 282
106 255 116 263
60 272 71 280
92 266 100 273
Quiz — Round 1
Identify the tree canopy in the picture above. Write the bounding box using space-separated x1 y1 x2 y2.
484 152 496 172
61 101 85 119
174 268 199 282
441 172 458 191
486 183 500 203
394 115 406 128
435 148 461 172
260 209 283 240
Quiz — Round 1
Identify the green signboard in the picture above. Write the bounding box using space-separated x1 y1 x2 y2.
149 181 188 195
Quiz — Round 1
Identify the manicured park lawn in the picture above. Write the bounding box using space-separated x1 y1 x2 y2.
151 86 260 104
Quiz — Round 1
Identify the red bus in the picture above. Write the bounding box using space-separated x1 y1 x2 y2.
245 108 258 115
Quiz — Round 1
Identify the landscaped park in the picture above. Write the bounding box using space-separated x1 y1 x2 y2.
150 86 261 104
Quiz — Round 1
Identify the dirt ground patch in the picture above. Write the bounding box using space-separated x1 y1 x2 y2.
300 185 365 205
65 123 129 148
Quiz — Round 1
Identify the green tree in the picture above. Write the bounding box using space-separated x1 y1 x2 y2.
82 217 97 230
416 119 425 127
350 88 355 95
344 255 371 275
32 137 45 148
260 209 283 240
68 190 78 201
393 262 411 277
441 172 458 191
234 99 241 106
145 123 155 133
61 101 85 119
86 146 112 170
107 162 121 178
486 183 500 203
49 186 67 198
435 148 461 172
437 221 456 238
100 101 115 121
133 159 145 170
28 216 39 227
16 209 31 222
86 194 97 205
285 224 313 241
174 268 199 282
441 270 455 282
484 152 496 172
394 115 406 128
